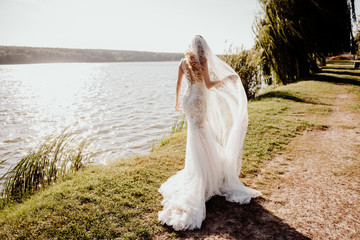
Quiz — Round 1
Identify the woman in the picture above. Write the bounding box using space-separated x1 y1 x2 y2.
158 35 261 231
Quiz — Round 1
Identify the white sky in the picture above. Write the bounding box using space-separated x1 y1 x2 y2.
0 0 261 54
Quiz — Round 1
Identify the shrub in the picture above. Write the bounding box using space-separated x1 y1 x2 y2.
221 45 262 99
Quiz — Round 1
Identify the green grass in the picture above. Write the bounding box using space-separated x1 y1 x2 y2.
242 80 337 176
0 61 359 239
0 132 187 239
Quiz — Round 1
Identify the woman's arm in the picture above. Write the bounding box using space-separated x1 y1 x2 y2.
202 63 222 89
175 62 184 111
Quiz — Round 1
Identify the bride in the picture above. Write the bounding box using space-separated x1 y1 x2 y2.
158 35 261 231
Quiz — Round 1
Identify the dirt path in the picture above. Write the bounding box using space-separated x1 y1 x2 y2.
160 87 360 239
256 90 360 239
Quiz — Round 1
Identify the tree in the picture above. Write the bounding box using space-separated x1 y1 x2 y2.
255 0 356 84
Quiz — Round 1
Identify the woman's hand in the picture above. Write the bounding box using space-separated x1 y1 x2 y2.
175 101 180 111
229 75 238 81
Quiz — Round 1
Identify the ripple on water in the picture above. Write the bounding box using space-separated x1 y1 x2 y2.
0 62 184 176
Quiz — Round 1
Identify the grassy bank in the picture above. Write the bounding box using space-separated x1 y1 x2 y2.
0 61 358 239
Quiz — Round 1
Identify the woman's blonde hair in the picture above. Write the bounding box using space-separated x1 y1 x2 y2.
185 36 207 82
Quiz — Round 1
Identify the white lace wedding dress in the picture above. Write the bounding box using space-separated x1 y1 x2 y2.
158 36 261 231
158 59 261 231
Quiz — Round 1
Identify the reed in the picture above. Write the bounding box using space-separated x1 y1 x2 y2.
169 111 187 134
0 128 92 207
151 112 187 152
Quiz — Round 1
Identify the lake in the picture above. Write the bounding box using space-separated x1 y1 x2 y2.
0 61 184 178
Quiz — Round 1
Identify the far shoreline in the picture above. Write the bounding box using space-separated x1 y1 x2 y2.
0 60 181 66
0 46 183 65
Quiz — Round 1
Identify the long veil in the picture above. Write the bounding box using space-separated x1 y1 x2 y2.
190 36 259 202
158 36 261 231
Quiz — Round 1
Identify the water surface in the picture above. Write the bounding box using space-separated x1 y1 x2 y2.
0 61 184 177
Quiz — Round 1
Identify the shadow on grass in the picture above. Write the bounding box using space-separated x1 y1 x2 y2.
167 196 310 240
326 60 354 65
320 69 360 77
321 66 353 70
254 91 305 103
305 74 360 86
253 91 320 105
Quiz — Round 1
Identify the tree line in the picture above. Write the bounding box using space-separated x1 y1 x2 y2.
254 0 356 84
222 0 357 99
0 46 183 64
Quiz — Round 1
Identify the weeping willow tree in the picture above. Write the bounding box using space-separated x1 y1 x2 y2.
255 0 356 84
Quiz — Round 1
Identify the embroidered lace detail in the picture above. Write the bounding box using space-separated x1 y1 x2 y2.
181 59 206 129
